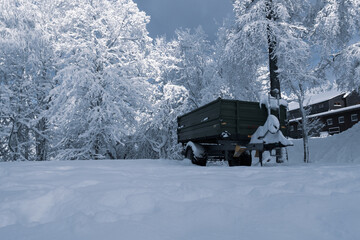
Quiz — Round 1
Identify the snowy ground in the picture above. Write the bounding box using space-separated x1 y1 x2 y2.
1 124 360 240
1 160 360 240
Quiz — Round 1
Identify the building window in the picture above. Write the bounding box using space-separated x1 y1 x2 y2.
351 114 358 122
338 116 345 124
327 118 333 126
319 103 324 108
290 125 294 132
329 127 340 134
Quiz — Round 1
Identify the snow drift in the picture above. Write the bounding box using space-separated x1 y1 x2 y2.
288 122 360 163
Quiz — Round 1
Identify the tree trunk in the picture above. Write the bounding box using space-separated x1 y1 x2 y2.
9 120 24 161
23 126 30 160
299 98 310 163
266 0 282 162
94 135 101 160
36 117 47 161
266 0 281 99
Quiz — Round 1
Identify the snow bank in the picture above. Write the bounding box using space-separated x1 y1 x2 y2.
288 122 360 163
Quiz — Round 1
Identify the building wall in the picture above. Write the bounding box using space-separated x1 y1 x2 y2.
289 108 360 138
346 92 360 106
321 109 360 134
328 95 346 110
309 101 330 115
288 91 360 139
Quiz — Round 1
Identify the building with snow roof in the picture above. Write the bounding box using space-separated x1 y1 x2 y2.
288 91 360 138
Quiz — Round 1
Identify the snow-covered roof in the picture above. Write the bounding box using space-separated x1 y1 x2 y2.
288 90 347 111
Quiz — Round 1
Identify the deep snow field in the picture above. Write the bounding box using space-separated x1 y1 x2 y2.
1 124 360 240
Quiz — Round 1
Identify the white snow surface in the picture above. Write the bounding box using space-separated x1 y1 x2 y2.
1 123 360 240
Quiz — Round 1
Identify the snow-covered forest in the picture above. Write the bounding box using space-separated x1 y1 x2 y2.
1 0 360 162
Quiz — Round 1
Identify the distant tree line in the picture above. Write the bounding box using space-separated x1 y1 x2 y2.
1 0 359 161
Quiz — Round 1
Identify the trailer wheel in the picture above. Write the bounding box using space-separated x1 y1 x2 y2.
240 151 252 166
228 151 252 167
186 148 207 166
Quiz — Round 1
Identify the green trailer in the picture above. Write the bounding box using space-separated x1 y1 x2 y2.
177 98 291 166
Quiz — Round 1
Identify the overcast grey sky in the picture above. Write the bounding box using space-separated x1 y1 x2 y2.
134 0 233 41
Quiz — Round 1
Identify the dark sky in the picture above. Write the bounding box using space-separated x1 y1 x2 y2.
134 0 233 41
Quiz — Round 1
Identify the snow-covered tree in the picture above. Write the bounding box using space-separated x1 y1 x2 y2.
0 85 12 161
128 36 192 159
312 0 360 91
197 21 235 104
137 28 217 159
143 84 189 159
173 27 214 108
47 0 154 160
147 37 180 84
226 0 315 162
0 0 54 161
312 0 360 54
333 43 360 91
